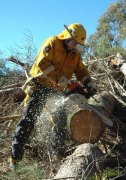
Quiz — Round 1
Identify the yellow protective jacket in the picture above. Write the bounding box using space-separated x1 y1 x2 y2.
29 36 90 90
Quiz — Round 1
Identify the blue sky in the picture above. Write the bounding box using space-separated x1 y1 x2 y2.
0 0 117 56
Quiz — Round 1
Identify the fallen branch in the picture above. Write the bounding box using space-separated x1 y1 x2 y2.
0 115 21 121
0 87 26 102
54 144 104 179
7 56 30 74
7 56 26 67
0 82 23 90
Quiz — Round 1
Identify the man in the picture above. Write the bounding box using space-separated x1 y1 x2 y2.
10 23 96 170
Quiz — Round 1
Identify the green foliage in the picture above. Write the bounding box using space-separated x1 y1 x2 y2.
88 175 97 180
88 168 125 180
87 0 126 58
0 160 45 180
102 167 123 179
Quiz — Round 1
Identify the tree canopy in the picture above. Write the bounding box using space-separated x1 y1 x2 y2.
87 0 126 58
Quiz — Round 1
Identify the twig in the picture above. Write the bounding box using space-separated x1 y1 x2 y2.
0 115 21 121
0 82 23 90
7 56 26 67
108 77 116 94
109 91 126 106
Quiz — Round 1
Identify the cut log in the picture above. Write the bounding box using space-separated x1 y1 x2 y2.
54 143 104 179
70 109 102 144
88 91 115 115
35 91 115 145
65 91 114 144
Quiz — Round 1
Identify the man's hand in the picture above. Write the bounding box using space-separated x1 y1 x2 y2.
54 83 65 91
82 77 97 97
58 76 68 88
55 76 68 91
85 82 97 96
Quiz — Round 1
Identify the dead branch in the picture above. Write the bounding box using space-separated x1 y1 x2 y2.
7 56 26 67
0 87 25 102
0 82 23 90
0 115 21 121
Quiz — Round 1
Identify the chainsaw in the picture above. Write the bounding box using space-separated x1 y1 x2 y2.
65 81 93 99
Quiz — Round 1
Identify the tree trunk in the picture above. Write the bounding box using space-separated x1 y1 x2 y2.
54 143 104 179
34 91 115 146
54 91 114 144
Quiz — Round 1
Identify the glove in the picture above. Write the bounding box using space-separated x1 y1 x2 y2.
67 81 81 92
82 77 97 96
58 76 68 89
85 81 97 96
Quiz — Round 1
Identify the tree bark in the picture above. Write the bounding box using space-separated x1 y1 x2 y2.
53 143 104 179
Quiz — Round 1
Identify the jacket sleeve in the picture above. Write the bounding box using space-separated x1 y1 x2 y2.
34 37 61 82
36 37 55 72
75 57 91 83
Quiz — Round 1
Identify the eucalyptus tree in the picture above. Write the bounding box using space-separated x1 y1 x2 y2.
88 0 126 58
